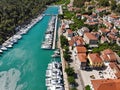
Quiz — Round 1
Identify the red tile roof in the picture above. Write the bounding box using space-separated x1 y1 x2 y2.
101 49 117 62
88 53 103 63
76 46 87 53
91 79 120 90
77 53 87 62
84 33 98 40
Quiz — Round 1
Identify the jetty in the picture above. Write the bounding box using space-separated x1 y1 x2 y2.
52 15 58 49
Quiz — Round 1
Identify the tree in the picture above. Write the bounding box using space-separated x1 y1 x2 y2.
110 0 117 10
116 4 120 13
85 85 91 90
68 76 75 84
99 0 110 6
65 67 75 76
63 52 71 61
60 35 68 48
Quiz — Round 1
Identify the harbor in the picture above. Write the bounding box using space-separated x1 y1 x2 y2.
45 60 64 90
0 6 59 90
41 15 58 50
0 14 44 53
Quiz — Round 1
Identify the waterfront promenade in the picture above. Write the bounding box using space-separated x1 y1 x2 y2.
57 24 69 90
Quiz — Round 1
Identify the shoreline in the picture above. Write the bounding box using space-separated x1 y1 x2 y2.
0 14 45 52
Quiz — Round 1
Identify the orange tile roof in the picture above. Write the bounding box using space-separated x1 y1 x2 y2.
99 28 110 33
69 36 84 46
88 53 102 63
110 62 120 78
76 46 87 53
91 79 120 90
101 49 117 62
68 40 74 46
67 29 73 34
84 33 97 40
77 53 87 62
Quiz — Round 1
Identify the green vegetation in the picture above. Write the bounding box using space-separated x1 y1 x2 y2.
92 43 120 56
65 67 75 76
55 0 70 5
60 35 69 48
99 0 110 6
85 85 91 90
73 0 92 8
0 0 58 44
65 66 76 89
68 76 75 84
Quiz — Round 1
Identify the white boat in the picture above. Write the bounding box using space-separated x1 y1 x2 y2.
6 44 12 48
41 44 51 49
0 49 3 53
1 46 7 51
46 78 52 86
51 54 60 58
47 85 64 90
46 70 52 77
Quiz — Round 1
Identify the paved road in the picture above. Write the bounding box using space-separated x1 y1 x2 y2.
70 50 85 90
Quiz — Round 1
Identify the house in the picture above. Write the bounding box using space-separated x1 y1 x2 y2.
101 49 117 62
95 7 108 14
77 27 89 36
103 21 113 30
77 53 87 70
109 62 120 79
100 36 108 43
83 33 98 47
88 53 103 68
116 38 120 46
74 46 87 54
107 33 117 43
99 28 110 35
76 13 81 19
67 29 73 39
91 79 120 90
68 36 85 47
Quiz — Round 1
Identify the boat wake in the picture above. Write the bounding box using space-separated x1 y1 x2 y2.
0 68 21 90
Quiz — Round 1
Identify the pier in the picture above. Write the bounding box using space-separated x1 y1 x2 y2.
52 15 58 49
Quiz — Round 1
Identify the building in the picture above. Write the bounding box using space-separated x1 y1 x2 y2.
77 53 87 70
74 46 87 54
74 46 87 70
91 79 120 90
88 53 103 68
67 29 73 38
99 28 110 35
83 33 98 47
101 49 117 62
77 27 89 36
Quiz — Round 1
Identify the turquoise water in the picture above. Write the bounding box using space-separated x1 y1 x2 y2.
0 6 59 90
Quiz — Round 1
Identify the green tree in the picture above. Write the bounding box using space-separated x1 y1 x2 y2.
65 67 75 76
68 76 75 84
85 85 91 90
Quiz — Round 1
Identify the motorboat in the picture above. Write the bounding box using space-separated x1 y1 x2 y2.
0 49 3 53
1 46 7 51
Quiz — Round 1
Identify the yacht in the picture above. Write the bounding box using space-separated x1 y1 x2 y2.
0 49 3 53
1 46 7 51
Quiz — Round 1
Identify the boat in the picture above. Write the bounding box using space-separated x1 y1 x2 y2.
1 46 7 51
6 44 12 48
45 60 64 89
51 54 60 58
0 49 3 53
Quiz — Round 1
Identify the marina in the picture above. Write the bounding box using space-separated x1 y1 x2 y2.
41 15 58 50
46 60 64 90
0 6 59 90
0 14 44 53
